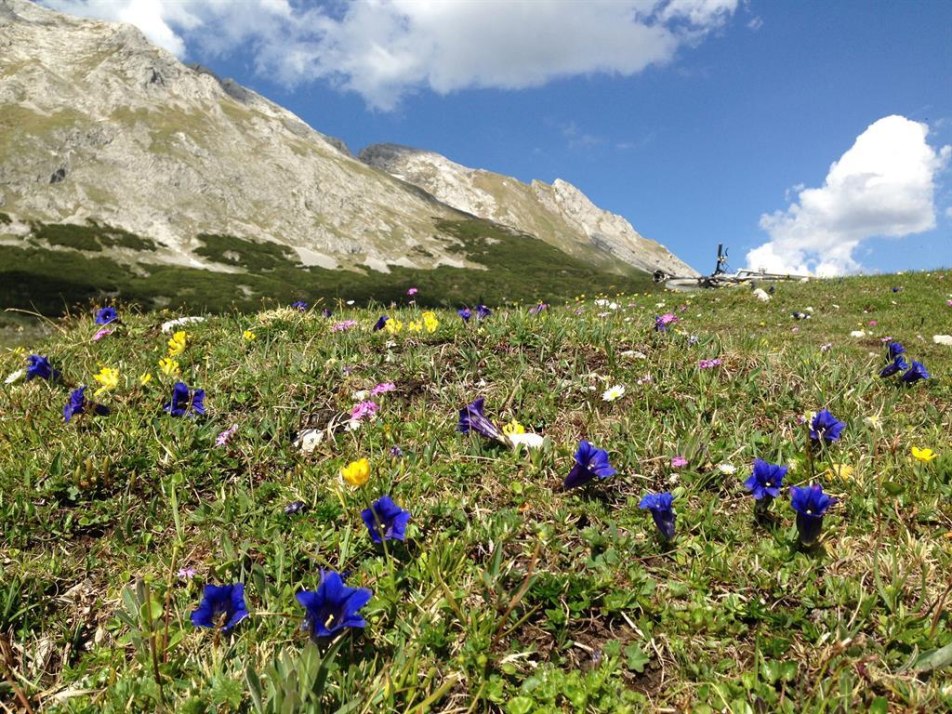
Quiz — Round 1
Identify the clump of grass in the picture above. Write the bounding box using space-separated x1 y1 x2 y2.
0 271 950 711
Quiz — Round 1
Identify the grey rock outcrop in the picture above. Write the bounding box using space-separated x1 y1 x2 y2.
360 144 697 277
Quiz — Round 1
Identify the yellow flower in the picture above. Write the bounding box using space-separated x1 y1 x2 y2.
864 415 882 429
139 372 153 386
824 463 855 480
407 320 423 333
384 318 403 334
503 419 526 436
422 311 439 333
167 330 188 357
93 366 120 398
340 458 370 488
158 357 180 377
911 446 937 463
242 330 256 342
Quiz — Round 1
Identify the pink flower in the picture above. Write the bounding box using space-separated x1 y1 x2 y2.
371 382 396 396
820 343 833 352
216 423 239 446
332 320 358 332
947 300 952 307
868 320 878 327
407 287 419 296
177 567 197 580
698 358 722 369
350 400 378 421
671 455 688 469
92 327 114 341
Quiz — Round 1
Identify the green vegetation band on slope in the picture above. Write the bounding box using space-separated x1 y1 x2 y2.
0 271 950 712
0 218 655 317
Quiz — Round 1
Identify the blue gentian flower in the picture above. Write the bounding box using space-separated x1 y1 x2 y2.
744 458 787 500
361 495 411 543
95 306 118 325
476 304 492 319
373 315 389 331
886 341 905 360
190 583 249 631
879 355 909 378
809 409 845 444
292 301 308 311
63 386 109 423
25 354 58 381
458 397 506 444
164 381 206 417
457 307 472 322
296 571 372 639
900 361 930 384
639 492 676 540
563 440 617 489
285 500 307 515
790 484 836 546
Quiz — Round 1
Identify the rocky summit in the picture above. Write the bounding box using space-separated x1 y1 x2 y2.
360 144 697 278
0 0 694 309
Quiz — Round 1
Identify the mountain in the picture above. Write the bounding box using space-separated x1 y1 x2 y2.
360 144 697 278
0 0 692 313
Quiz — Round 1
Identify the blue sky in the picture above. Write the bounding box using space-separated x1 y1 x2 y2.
44 0 952 275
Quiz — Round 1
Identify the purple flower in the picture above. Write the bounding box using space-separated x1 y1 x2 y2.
790 484 836 546
361 495 411 543
529 302 549 315
879 355 909 378
296 571 372 639
476 305 492 319
407 287 419 296
95 307 118 325
165 381 205 417
458 397 506 444
373 315 389 331
744 458 787 501
886 341 905 360
332 320 358 332
292 301 308 311
25 354 58 381
457 307 472 322
370 382 396 396
190 583 249 631
177 567 197 580
322 308 333 318
563 440 617 489
92 327 114 342
216 423 238 446
285 500 307 515
389 445 403 458
900 361 929 384
63 386 109 423
810 409 845 444
698 358 722 369
350 400 378 422
654 313 678 332
639 492 676 540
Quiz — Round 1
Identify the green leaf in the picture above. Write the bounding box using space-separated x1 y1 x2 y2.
625 644 650 673
912 642 952 673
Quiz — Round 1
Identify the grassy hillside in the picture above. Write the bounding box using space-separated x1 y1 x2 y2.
0 272 950 712
0 218 655 318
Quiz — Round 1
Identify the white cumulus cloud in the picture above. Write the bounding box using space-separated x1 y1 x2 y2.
746 115 951 276
40 0 737 109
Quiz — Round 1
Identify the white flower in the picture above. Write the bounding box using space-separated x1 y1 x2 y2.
804 306 814 313
508 433 545 450
160 316 205 332
352 390 369 401
602 385 626 402
752 288 770 302
655 302 666 308
932 335 952 346
4 368 24 384
620 350 647 360
849 330 866 338
636 374 652 385
294 429 324 454
345 419 362 431
608 302 620 310
346 300 355 305
594 299 610 307
717 463 736 475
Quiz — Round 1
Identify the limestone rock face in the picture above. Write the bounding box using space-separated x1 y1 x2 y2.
0 0 465 272
0 0 695 278
360 144 697 277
